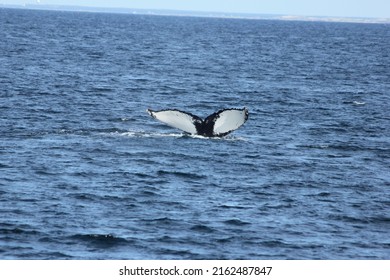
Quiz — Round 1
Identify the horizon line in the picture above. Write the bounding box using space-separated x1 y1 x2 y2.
1 3 389 24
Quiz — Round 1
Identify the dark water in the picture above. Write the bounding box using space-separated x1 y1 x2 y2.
0 8 389 259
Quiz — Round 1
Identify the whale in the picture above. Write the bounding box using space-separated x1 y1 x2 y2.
147 108 249 137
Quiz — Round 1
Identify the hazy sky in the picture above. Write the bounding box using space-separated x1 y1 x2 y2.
2 0 390 18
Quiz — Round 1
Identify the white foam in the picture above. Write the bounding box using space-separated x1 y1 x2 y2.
114 130 247 141
117 131 183 138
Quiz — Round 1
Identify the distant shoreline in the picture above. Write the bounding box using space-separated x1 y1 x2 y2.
1 4 389 24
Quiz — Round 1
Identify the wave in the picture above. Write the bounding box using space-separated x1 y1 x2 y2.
157 170 207 180
190 224 216 233
223 219 251 226
70 234 129 248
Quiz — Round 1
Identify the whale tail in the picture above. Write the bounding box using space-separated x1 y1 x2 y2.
147 108 249 137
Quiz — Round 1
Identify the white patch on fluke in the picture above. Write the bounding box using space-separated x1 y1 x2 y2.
147 109 199 135
213 109 248 136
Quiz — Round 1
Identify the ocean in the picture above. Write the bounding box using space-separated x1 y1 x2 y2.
0 8 389 259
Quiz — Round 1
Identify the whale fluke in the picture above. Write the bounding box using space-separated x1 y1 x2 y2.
147 108 249 137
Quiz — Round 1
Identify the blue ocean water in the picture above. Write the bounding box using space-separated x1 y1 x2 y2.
0 8 389 259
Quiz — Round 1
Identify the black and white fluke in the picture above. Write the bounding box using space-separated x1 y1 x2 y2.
147 108 249 137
